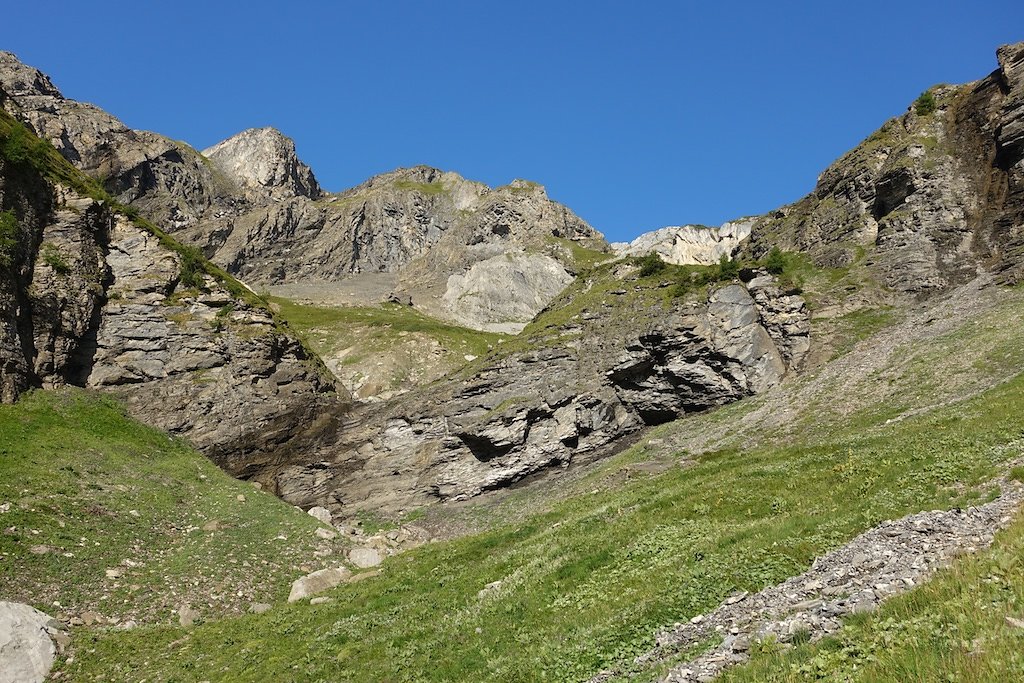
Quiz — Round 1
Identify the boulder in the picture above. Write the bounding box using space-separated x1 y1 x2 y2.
0 602 65 683
306 506 332 525
348 548 383 569
287 567 352 602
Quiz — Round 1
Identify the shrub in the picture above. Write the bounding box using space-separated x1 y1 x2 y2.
636 253 666 277
0 210 18 269
778 272 804 295
764 246 786 275
1 120 52 171
673 274 696 298
40 243 71 275
718 253 740 280
914 90 937 116
175 243 207 290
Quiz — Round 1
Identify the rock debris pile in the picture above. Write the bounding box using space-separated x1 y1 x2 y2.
587 473 1024 683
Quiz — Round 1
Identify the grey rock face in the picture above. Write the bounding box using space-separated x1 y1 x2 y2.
744 42 1024 294
997 42 1024 161
85 216 343 477
273 273 809 514
0 54 607 333
441 253 574 333
614 220 753 265
0 602 66 683
202 127 321 199
0 52 220 231
0 132 346 478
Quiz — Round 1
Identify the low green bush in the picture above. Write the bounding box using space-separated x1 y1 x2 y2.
914 90 937 116
637 253 667 277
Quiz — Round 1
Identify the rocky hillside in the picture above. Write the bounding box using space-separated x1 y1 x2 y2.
267 258 809 514
0 105 345 477
743 42 1024 294
0 51 608 333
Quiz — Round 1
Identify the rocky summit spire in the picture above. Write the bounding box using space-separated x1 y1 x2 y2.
0 51 63 98
202 127 322 199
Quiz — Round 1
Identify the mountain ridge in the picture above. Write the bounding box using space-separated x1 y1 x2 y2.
0 50 610 333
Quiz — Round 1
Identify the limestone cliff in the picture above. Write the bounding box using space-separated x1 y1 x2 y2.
202 127 321 200
613 220 753 265
0 109 346 476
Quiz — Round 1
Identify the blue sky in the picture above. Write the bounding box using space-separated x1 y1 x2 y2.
3 2 1022 241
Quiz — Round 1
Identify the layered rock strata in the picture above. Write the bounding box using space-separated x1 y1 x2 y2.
271 272 810 514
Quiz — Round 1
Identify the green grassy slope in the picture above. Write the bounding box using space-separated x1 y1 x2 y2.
267 297 504 396
270 297 502 362
56 359 1024 681
0 389 349 627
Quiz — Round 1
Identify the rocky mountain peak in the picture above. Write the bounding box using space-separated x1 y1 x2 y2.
0 51 62 98
501 178 548 199
202 126 322 199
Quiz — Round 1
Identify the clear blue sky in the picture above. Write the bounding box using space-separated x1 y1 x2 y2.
3 2 1022 241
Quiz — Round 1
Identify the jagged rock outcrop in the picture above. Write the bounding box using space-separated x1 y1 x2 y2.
743 41 1024 294
202 127 321 199
0 111 346 475
0 52 221 231
270 269 809 513
90 217 342 476
0 53 607 332
613 220 753 265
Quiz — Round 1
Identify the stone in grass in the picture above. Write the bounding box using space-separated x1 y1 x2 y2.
178 603 200 627
288 567 352 602
315 527 337 540
307 506 332 525
249 603 272 615
0 601 68 683
348 547 383 569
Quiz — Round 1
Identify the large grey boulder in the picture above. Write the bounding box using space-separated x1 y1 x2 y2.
348 548 383 569
287 567 352 602
0 602 65 683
